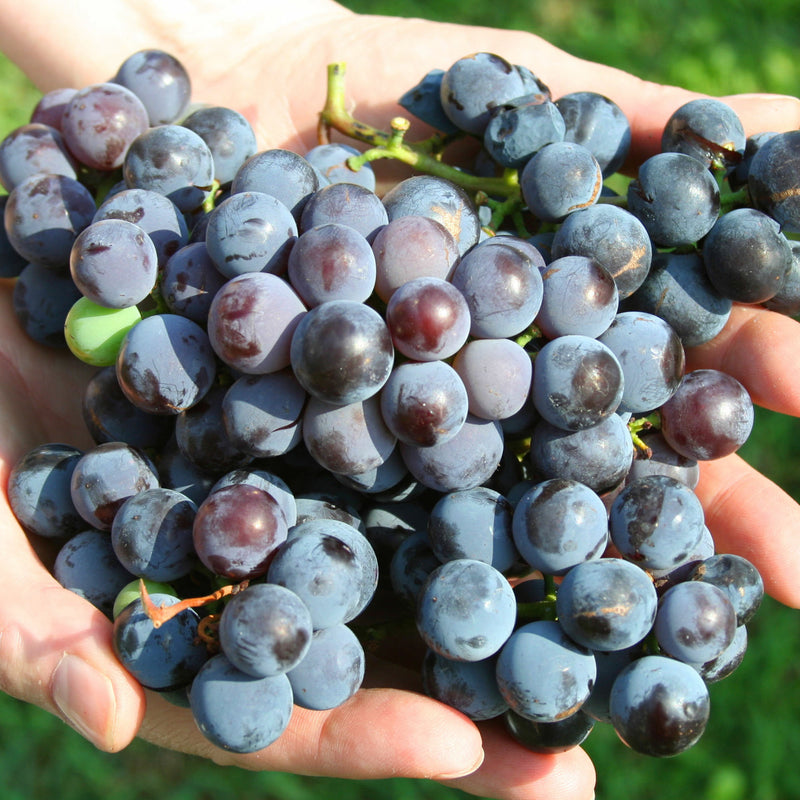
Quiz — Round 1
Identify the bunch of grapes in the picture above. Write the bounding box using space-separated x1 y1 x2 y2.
5 46 793 762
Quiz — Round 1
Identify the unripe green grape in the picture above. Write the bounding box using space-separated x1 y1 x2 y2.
64 297 142 366
113 578 175 620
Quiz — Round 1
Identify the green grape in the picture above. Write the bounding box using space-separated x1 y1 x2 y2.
113 578 175 620
64 297 142 366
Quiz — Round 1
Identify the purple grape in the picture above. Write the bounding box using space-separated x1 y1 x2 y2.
61 82 149 170
113 49 191 125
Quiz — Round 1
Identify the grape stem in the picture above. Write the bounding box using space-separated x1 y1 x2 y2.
318 62 522 202
139 578 250 628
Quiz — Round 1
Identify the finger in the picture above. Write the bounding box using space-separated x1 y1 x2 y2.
685 304 800 417
442 718 596 800
0 507 146 750
695 453 800 608
138 677 487 784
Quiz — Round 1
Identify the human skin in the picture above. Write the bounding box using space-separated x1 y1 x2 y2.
1 3 800 799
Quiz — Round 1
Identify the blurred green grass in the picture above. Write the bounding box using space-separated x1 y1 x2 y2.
2 2 800 800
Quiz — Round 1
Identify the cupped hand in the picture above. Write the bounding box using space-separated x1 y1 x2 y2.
1 3 800 800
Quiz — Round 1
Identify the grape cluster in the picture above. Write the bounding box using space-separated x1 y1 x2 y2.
3 46 786 763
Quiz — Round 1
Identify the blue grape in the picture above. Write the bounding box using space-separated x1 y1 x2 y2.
287 222 376 306
400 414 504 493
4 173 96 268
609 474 705 570
193 483 288 580
450 237 545 340
113 49 191 125
8 443 85 539
205 191 298 278
511 478 608 576
69 218 158 309
550 204 652 300
453 338 533 421
371 215 459 303
287 623 364 710
111 488 197 581
211 468 297 528
12 261 82 347
661 98 745 171
291 299 394 404
688 553 764 626
398 68 460 134
0 122 77 191
267 525 371 629
219 583 312 677
61 83 149 170
156 440 217 506
299 181 388 240
654 580 736 664
422 650 508 721
114 593 209 689
207 271 307 375
116 313 217 414
439 52 546 136
597 311 684 414
381 174 480 256
182 106 257 186
427 487 518 572
495 619 596 722
659 368 754 461
69 441 160 531
535 255 619 338
697 624 748 683
0 195 27 277
54 529 134 617
389 532 441 605
520 141 603 223
160 242 227 323
529 413 634 493
29 87 76 130
93 187 189 268
189 653 293 752
416 558 516 661
385 276 471 362
627 152 719 246
702 207 793 304
231 148 321 218
623 251 731 348
221 369 306 458
304 143 376 190
609 655 710 756
286 518 378 620
483 94 565 169
556 558 658 651
504 708 595 754
303 395 396 476
625 431 699 490
531 335 624 431
555 91 631 176
379 360 467 448
123 124 215 213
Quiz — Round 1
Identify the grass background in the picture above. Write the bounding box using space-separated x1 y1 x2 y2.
2 1 800 799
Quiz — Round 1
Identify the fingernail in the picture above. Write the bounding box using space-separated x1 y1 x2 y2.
433 748 485 781
52 653 116 750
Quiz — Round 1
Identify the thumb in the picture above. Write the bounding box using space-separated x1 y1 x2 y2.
0 506 146 751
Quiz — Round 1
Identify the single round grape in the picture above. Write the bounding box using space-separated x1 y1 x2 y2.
495 620 596 722
416 558 517 662
556 558 658 651
659 369 754 461
290 299 394 405
385 276 471 362
219 583 313 678
610 655 710 757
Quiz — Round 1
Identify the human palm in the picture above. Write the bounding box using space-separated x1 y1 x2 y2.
2 4 800 800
